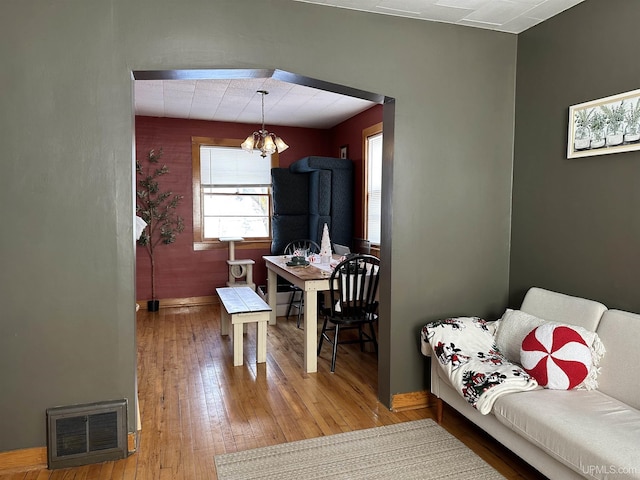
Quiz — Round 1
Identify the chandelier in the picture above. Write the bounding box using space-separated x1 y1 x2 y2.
241 90 289 158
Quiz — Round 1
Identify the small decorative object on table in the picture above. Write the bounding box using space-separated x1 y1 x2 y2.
320 223 332 264
287 256 308 266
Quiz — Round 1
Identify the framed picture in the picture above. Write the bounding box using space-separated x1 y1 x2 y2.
568 88 640 159
339 145 348 159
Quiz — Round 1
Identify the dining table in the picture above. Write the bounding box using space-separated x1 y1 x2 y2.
263 254 338 373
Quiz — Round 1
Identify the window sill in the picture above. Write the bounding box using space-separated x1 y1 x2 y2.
194 239 272 251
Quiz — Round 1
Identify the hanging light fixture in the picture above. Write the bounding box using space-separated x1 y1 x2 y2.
241 90 289 158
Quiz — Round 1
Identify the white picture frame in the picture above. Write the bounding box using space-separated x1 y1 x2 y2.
568 88 640 159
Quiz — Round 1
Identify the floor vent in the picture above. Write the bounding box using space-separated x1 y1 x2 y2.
46 399 128 469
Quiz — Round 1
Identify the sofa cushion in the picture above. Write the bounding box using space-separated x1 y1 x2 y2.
495 309 548 362
289 156 354 248
493 389 640 478
308 170 331 216
271 215 309 254
520 287 606 331
271 168 309 215
596 309 640 410
520 324 591 390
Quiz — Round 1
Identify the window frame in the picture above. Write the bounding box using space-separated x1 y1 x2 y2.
362 122 383 247
192 136 278 251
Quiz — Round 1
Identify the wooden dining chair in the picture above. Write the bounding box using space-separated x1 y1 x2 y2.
283 239 320 328
317 254 380 372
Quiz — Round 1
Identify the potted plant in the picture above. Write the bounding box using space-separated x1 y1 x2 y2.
136 148 185 312
601 101 626 147
588 111 607 149
624 99 640 143
573 108 592 151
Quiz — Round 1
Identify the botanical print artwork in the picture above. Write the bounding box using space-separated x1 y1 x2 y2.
568 88 640 158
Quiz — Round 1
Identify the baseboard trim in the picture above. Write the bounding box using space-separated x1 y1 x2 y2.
0 432 138 474
136 295 218 310
127 431 138 454
390 390 434 412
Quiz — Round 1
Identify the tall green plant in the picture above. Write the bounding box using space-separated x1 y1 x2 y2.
625 99 640 135
589 111 607 141
574 108 592 140
136 148 185 301
601 101 626 135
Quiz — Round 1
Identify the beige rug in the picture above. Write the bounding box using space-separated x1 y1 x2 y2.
214 418 505 479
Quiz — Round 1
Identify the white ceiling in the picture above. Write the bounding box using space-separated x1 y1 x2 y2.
134 0 584 129
293 0 584 34
135 76 377 129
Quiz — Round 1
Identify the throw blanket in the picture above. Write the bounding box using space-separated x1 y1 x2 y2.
422 317 538 414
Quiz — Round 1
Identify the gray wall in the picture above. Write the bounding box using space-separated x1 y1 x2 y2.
0 0 516 450
511 0 640 312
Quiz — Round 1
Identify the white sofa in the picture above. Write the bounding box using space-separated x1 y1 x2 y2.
421 287 640 480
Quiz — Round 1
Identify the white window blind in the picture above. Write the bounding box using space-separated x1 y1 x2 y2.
367 132 382 245
200 146 271 186
199 146 271 239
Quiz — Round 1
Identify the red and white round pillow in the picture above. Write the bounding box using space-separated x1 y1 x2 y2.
520 324 592 390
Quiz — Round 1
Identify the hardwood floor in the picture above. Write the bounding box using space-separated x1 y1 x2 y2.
1 304 545 479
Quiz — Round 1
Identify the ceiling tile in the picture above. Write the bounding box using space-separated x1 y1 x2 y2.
464 0 530 25
524 0 582 20
436 0 491 9
292 0 585 33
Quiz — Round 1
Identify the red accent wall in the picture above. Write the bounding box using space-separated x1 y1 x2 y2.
330 104 383 239
135 106 382 301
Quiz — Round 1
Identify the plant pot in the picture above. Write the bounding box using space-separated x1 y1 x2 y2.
624 133 640 143
574 138 590 150
147 299 160 312
606 134 623 147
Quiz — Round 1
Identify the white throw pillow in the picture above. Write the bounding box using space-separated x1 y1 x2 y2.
494 309 546 362
494 309 605 390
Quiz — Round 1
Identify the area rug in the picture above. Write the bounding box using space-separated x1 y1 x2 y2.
214 418 505 479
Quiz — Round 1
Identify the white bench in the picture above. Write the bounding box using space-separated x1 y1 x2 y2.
216 287 271 366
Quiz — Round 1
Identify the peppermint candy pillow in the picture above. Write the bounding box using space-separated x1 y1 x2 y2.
520 324 593 390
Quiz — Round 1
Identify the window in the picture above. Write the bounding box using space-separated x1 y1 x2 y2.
363 123 382 245
192 137 278 250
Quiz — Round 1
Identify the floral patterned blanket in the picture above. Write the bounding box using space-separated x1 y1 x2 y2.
422 316 538 414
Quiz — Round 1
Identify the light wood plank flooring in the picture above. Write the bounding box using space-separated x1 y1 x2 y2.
1 304 545 479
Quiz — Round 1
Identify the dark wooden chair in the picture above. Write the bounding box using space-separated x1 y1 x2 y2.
317 254 380 372
284 239 320 328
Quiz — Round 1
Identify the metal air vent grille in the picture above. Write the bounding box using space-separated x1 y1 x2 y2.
47 400 127 469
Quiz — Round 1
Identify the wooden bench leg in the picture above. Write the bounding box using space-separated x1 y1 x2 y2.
220 308 230 336
256 320 267 363
233 320 244 366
